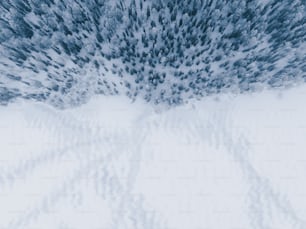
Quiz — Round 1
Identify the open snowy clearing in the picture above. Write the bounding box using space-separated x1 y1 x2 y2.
1 86 306 229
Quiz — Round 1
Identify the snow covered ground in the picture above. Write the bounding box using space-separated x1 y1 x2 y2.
1 85 306 229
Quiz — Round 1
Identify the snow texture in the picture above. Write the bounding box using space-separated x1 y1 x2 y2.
1 0 306 228
1 86 306 229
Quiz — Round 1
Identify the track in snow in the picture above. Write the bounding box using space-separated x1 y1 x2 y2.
1 86 306 229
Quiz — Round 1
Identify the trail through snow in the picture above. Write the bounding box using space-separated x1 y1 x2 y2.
1 86 306 229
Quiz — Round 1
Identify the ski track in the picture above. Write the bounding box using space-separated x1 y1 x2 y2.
0 99 167 229
1 90 306 228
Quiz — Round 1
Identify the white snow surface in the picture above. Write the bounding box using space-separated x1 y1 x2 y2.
1 86 306 229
